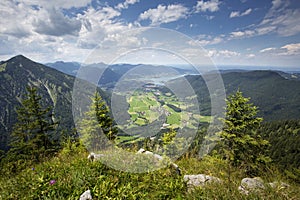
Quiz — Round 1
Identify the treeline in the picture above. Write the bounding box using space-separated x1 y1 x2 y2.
0 86 117 173
187 118 300 181
260 120 300 169
1 86 299 184
259 120 300 182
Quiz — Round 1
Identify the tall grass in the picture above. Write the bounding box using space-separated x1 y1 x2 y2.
0 144 299 200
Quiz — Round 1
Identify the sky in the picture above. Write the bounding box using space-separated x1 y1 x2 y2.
0 0 300 69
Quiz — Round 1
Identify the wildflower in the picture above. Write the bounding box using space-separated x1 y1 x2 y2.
32 167 35 171
49 180 56 185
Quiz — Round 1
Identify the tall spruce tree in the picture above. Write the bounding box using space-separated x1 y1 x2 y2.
8 87 57 162
94 91 118 141
78 91 117 152
220 90 270 177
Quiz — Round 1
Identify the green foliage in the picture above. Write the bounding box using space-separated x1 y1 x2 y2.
180 70 300 121
6 87 58 165
219 90 271 176
0 55 77 152
0 147 186 199
160 128 186 158
259 120 300 182
78 92 117 152
94 92 118 141
1 150 299 200
260 120 300 170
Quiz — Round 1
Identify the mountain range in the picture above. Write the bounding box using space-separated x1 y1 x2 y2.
171 70 300 121
1 55 300 152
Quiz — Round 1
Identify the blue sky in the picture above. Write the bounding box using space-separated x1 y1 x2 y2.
0 0 300 69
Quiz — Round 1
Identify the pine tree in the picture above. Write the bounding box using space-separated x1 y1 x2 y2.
94 92 118 141
220 90 270 177
8 87 57 162
78 91 118 152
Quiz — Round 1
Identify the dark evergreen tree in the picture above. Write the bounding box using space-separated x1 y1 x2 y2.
219 90 270 177
259 120 300 174
8 87 57 162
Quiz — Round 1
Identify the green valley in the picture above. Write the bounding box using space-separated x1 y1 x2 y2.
126 86 211 129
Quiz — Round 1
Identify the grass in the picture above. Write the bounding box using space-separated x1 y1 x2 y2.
167 112 181 125
199 116 213 123
1 144 299 200
126 90 213 131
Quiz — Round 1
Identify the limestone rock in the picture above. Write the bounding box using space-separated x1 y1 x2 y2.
238 177 265 195
79 189 92 200
269 181 290 189
136 148 181 175
87 152 104 161
184 174 222 190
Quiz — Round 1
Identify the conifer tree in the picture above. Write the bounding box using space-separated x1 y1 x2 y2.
220 90 270 177
94 91 118 141
78 91 117 151
8 87 57 162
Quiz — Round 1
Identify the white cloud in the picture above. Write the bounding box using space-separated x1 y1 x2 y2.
0 1 34 38
243 8 252 15
0 1 84 38
258 0 300 36
271 0 284 10
228 0 300 40
0 0 140 62
188 34 223 46
230 30 255 38
271 9 300 36
260 47 276 53
218 50 240 57
246 53 255 58
116 0 140 10
21 0 92 9
280 43 300 55
33 8 82 36
194 0 221 13
207 49 240 58
138 4 189 26
229 11 239 18
259 43 300 56
255 26 277 35
229 8 252 18
76 6 127 49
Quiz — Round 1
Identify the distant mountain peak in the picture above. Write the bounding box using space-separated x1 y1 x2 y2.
7 54 35 63
11 54 28 60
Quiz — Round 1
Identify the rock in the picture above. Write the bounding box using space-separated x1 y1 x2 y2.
136 148 181 175
269 181 290 189
87 152 104 161
184 174 222 190
79 189 92 200
137 148 147 154
238 177 265 195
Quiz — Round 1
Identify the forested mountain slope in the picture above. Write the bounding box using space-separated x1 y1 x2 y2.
0 55 103 151
180 70 300 121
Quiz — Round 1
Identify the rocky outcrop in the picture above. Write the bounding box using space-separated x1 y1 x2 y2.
238 177 265 195
79 189 92 200
184 174 222 190
136 148 181 175
238 177 290 195
87 152 104 162
268 181 290 190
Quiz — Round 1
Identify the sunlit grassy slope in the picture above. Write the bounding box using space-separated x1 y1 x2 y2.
0 144 299 200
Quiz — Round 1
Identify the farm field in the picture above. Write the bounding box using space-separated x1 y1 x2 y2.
115 86 212 144
126 87 211 130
